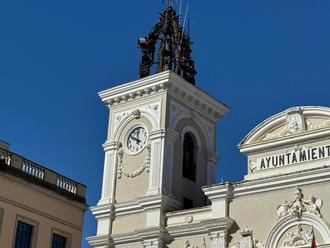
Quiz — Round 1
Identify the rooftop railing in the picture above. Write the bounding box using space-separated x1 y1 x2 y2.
0 147 86 204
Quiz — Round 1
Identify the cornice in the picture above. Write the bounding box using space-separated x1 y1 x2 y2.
239 128 330 154
98 71 230 122
167 72 229 121
111 227 167 245
239 106 330 154
86 235 108 247
99 72 170 107
103 218 233 245
203 183 234 200
203 166 330 199
166 217 234 238
166 206 211 218
91 194 181 217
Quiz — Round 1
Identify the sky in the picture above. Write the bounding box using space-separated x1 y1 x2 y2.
1 1 330 247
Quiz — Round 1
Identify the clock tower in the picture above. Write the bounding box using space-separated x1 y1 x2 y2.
88 6 229 248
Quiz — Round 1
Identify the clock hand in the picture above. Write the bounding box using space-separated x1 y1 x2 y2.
131 136 141 143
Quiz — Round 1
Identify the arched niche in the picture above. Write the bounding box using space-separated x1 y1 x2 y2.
113 110 158 141
265 213 330 248
171 111 211 152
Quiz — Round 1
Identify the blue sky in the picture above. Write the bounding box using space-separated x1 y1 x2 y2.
1 1 330 247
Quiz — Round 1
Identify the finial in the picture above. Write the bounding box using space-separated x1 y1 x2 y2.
138 3 196 85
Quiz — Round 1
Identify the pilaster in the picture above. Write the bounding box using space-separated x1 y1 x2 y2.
99 141 119 205
147 129 166 195
163 129 179 193
206 151 220 185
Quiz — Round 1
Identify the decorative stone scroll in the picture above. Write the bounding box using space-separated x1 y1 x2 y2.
281 224 313 248
276 187 323 219
116 142 151 179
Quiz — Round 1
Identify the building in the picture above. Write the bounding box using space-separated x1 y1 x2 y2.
87 6 330 248
0 140 87 247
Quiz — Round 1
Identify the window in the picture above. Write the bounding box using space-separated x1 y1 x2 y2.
182 132 197 181
52 233 67 248
14 221 34 248
183 197 193 209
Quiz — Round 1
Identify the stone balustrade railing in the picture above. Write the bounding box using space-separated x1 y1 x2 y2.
0 147 86 203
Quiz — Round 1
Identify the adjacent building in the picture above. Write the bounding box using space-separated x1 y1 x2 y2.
0 140 87 247
87 5 330 248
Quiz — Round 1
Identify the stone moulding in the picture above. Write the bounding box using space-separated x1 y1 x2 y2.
239 106 330 154
265 213 330 248
98 71 229 123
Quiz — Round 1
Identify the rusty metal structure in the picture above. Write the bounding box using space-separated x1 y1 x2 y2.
138 6 197 85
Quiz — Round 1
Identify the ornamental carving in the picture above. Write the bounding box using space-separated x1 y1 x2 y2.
231 227 264 248
116 142 151 179
306 119 330 130
281 224 313 248
263 109 305 140
113 102 161 135
261 108 330 142
276 187 323 219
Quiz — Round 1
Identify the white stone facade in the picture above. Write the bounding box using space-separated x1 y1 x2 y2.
87 71 330 248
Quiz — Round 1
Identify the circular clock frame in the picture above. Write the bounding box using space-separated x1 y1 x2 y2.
124 125 149 155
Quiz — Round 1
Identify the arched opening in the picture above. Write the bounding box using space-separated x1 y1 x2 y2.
182 132 197 182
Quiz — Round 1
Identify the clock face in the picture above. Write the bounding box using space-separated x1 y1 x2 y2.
126 127 148 153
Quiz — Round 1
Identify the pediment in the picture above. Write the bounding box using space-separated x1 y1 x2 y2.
239 106 330 146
